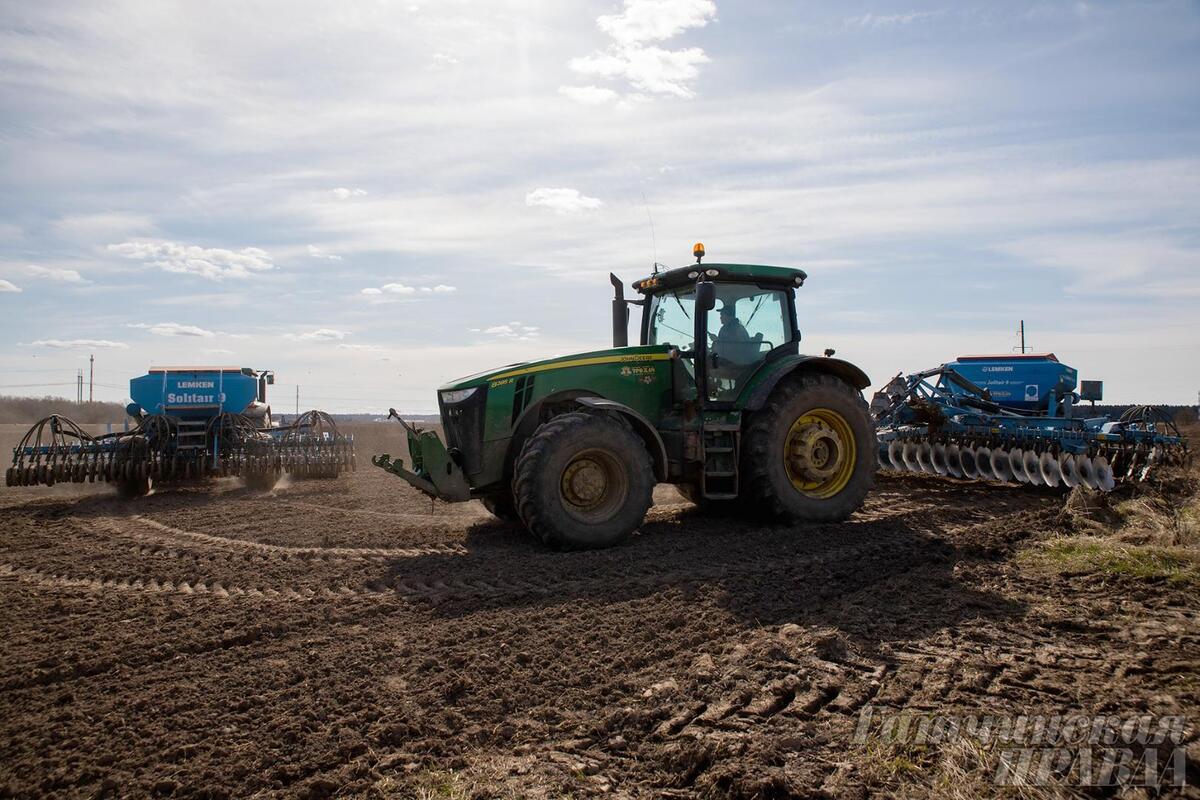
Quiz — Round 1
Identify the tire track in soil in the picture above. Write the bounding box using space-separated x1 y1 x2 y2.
0 590 407 694
0 525 912 607
0 503 999 608
85 516 468 560
0 562 389 601
0 498 1057 613
631 504 1063 760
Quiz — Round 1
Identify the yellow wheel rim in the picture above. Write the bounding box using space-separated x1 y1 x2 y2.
784 407 856 499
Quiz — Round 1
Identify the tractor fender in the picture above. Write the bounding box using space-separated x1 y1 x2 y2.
743 356 872 411
573 397 669 481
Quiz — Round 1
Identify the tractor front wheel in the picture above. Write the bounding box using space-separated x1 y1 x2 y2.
513 412 654 549
743 373 875 522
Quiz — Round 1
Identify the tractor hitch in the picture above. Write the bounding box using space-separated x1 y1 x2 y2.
374 413 471 502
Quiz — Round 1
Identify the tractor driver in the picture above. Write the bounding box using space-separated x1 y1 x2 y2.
710 302 757 365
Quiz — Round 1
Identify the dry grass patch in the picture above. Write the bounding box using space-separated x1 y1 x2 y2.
854 732 1073 799
1019 536 1200 587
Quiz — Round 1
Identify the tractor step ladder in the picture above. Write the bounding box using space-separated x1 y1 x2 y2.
701 423 740 500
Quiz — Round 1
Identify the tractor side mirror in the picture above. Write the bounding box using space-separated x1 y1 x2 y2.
695 281 716 312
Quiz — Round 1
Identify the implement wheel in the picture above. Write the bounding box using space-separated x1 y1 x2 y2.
513 412 654 550
742 373 875 522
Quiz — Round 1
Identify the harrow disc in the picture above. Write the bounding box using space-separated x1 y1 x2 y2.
1040 451 1061 487
916 442 935 474
887 441 906 471
1023 450 1045 486
1077 456 1099 490
944 444 964 478
1093 455 1116 491
959 446 979 479
1009 448 1029 484
1059 454 1080 488
930 444 950 476
990 448 1014 482
975 447 995 480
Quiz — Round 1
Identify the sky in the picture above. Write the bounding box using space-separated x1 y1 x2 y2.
1 0 1198 413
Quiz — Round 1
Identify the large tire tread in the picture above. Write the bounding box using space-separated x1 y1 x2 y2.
512 412 654 550
742 372 876 523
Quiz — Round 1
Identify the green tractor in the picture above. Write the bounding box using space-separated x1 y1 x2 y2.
375 244 876 549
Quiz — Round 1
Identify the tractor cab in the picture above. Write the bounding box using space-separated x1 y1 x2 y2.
616 247 807 404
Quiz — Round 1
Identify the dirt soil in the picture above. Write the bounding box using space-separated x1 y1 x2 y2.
0 422 1197 798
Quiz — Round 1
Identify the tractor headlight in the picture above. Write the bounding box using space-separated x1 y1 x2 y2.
440 387 479 405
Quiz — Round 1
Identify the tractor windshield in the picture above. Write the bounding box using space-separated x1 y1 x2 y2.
647 285 793 399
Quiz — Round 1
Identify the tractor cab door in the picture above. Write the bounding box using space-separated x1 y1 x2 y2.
646 284 795 402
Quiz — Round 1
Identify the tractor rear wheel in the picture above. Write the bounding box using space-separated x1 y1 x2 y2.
481 490 520 523
742 373 875 522
513 412 654 549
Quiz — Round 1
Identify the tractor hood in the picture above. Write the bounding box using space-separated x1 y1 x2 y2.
438 344 676 392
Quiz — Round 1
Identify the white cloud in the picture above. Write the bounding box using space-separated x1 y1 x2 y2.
107 240 274 280
431 52 459 67
331 187 368 199
128 322 216 338
361 282 455 296
25 264 88 283
844 11 939 29
203 348 234 355
337 343 384 352
570 45 709 98
0 279 20 293
307 244 343 261
569 0 716 98
525 187 604 214
597 0 717 45
558 85 620 105
476 321 542 339
27 339 128 349
289 328 349 341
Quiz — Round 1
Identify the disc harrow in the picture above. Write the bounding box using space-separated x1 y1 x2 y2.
873 363 1187 492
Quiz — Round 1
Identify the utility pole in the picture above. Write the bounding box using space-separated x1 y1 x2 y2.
1019 320 1026 354
88 354 94 402
76 369 83 403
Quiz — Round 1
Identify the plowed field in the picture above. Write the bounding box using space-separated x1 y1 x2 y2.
1 423 1196 798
